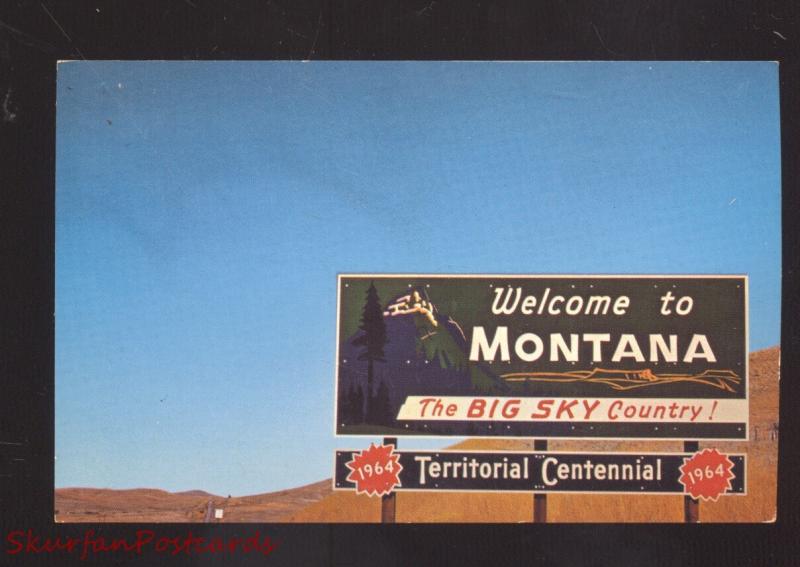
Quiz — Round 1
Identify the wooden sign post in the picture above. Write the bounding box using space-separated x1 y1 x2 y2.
533 439 548 523
683 440 700 523
381 437 397 523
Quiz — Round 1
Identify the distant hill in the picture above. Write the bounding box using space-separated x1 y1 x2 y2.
174 489 216 497
289 346 778 523
55 480 331 523
56 347 778 523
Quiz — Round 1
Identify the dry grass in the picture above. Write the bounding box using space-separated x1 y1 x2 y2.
55 481 331 523
288 347 778 523
56 347 777 524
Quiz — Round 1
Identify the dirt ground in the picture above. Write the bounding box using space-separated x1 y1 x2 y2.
288 347 778 523
56 347 777 523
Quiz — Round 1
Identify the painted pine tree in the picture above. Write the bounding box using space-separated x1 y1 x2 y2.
373 381 392 425
352 281 387 423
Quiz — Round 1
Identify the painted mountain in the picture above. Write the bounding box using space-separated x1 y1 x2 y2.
337 287 506 434
501 368 742 393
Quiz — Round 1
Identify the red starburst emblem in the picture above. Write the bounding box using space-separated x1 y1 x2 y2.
345 443 403 497
678 448 736 502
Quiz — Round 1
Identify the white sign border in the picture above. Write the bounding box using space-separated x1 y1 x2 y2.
333 273 749 442
331 448 748 497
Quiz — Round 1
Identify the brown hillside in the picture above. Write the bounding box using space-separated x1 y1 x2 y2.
287 347 778 523
55 347 778 523
55 480 331 523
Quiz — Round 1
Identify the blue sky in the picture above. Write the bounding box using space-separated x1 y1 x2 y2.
56 61 781 496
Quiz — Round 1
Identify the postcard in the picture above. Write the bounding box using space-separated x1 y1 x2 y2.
54 61 780 523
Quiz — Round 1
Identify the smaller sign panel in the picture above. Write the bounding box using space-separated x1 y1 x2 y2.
334 450 745 495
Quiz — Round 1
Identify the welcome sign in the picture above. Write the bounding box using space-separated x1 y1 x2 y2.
335 275 747 440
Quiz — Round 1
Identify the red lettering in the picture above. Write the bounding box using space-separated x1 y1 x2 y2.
556 399 579 419
260 535 279 556
501 399 520 419
5 530 24 555
43 536 78 553
530 399 554 419
25 530 41 553
467 399 486 418
192 536 206 553
81 529 94 560
107 538 135 552
60 536 80 553
418 398 437 417
91 535 113 554
4 529 279 558
582 399 601 419
243 532 260 552
135 530 155 554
